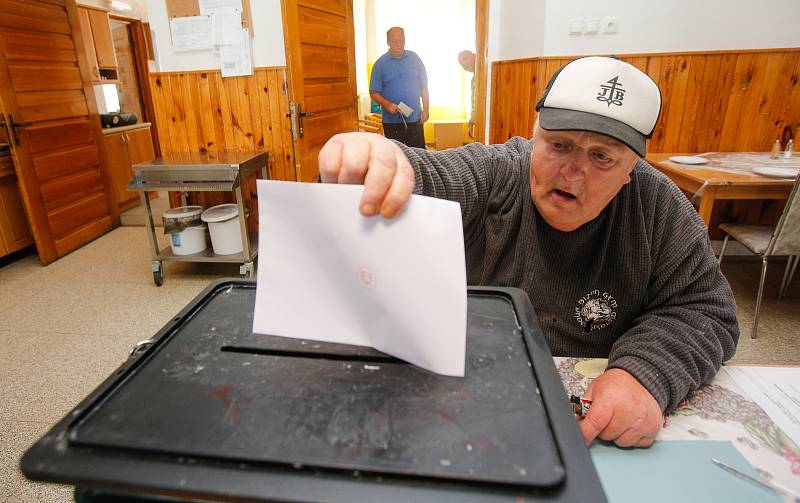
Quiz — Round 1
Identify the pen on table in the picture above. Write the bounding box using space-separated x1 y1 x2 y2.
570 394 592 417
712 458 800 502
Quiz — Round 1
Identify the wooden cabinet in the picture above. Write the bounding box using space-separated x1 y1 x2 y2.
0 175 34 257
103 126 154 211
77 6 118 83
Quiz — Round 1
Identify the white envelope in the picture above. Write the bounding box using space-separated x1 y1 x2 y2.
252 180 467 376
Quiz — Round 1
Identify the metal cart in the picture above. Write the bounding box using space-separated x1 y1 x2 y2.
127 151 269 286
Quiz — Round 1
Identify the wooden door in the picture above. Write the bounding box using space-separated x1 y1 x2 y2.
0 0 118 264
281 0 358 182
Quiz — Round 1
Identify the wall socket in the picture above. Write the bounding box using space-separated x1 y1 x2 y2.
601 17 619 34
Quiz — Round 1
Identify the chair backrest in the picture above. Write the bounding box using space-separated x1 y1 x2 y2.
767 173 800 256
358 113 384 135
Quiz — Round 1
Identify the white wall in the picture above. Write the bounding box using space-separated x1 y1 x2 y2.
489 0 545 61
145 0 285 72
490 0 800 62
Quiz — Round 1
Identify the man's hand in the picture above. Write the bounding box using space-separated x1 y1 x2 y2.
385 102 399 114
578 368 663 448
419 109 429 123
318 132 415 218
468 118 475 139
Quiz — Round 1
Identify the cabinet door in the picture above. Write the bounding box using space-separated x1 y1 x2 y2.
0 176 33 256
103 132 135 207
77 8 100 82
87 9 117 69
125 127 155 165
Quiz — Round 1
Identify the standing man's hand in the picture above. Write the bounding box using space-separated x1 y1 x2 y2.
577 368 663 448
468 118 475 139
385 102 399 114
318 132 415 218
419 109 429 123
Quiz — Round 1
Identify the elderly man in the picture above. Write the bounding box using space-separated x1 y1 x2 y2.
320 56 739 448
370 26 429 148
457 50 476 138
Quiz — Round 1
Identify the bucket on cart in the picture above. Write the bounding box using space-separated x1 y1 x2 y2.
162 206 207 255
201 204 243 255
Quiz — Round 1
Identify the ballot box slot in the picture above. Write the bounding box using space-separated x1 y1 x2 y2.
219 345 405 364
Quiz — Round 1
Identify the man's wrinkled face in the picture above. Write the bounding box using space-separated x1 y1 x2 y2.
387 29 405 57
530 126 639 232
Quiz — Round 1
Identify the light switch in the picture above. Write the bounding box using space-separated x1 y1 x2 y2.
569 19 584 35
601 17 619 34
584 18 599 34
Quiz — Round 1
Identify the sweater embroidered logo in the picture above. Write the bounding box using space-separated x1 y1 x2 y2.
574 290 618 332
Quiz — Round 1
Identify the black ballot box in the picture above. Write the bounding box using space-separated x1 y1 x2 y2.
21 281 606 503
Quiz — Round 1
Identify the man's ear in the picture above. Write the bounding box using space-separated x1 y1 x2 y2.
622 157 639 184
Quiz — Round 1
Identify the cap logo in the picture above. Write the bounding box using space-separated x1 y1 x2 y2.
596 76 625 107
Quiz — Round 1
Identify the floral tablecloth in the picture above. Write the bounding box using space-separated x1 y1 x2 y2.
555 357 800 492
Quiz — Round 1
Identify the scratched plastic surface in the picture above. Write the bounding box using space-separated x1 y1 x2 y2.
70 284 564 488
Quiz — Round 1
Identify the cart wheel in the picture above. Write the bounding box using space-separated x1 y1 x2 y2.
152 262 164 287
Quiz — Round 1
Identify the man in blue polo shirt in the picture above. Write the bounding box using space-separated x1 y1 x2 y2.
369 26 429 149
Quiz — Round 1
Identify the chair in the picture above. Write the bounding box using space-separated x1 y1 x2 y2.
718 173 800 338
358 113 383 135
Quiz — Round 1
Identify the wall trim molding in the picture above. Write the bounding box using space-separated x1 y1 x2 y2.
492 47 800 66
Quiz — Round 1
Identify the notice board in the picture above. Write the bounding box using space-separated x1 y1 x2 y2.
165 0 253 36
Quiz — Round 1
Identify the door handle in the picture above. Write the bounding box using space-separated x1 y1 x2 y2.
296 103 315 138
8 114 32 145
285 103 315 139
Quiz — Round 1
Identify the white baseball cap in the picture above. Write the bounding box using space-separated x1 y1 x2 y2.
535 56 662 157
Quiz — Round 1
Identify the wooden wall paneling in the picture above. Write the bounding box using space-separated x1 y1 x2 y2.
266 70 289 180
718 53 755 151
181 73 202 152
489 49 800 154
675 55 706 152
691 54 724 151
235 75 255 151
763 53 798 146
247 73 264 153
734 53 772 151
255 70 277 179
213 73 236 149
147 68 295 181
196 73 216 151
661 55 691 151
148 74 170 152
205 73 225 151
783 55 800 145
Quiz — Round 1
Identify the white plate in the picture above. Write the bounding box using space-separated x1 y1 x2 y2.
669 155 709 165
752 167 800 178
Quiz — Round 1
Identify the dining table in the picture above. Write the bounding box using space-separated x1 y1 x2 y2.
646 152 799 225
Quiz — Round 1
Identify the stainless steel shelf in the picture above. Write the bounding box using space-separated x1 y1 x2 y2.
127 151 269 285
155 234 258 263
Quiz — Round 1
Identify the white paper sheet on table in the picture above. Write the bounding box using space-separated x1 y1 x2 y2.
252 180 467 376
723 366 800 447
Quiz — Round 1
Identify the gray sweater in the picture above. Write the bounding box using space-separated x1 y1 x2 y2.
399 137 739 412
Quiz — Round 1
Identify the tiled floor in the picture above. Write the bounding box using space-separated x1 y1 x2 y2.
1 226 799 502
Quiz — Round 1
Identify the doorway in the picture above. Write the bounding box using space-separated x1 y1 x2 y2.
353 0 488 146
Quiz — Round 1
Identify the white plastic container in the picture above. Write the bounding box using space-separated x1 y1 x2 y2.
201 203 243 255
162 206 208 255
